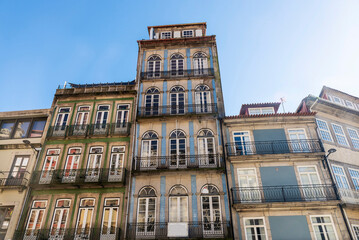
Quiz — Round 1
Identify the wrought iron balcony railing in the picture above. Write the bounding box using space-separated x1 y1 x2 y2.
14 227 121 240
137 104 218 117
231 184 338 204
140 68 214 80
0 171 30 189
30 168 125 187
47 122 131 138
226 139 323 156
134 154 222 171
127 221 231 239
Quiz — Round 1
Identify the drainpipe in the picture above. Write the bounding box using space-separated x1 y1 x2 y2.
218 118 235 239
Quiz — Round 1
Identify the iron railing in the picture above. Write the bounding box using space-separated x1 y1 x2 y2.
0 171 30 189
47 123 131 138
226 139 323 156
134 154 222 171
231 184 338 204
140 68 214 80
127 221 231 239
337 188 359 205
14 227 121 240
30 168 125 187
137 104 217 117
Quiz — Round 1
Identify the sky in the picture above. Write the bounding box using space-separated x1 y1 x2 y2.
0 0 358 115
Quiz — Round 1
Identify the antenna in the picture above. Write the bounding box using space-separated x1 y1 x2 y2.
280 97 286 113
63 81 67 89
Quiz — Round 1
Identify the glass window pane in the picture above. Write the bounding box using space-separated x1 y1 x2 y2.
0 121 15 139
13 120 31 138
29 120 46 138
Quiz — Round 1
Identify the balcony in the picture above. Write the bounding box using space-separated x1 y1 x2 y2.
140 68 214 80
337 188 359 205
226 139 323 156
14 227 121 240
127 221 231 239
138 104 217 118
231 184 338 205
30 168 125 188
0 171 29 190
133 154 222 171
47 123 131 138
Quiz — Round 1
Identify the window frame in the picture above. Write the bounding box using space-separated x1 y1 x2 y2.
310 215 338 240
353 225 359 240
136 187 157 235
168 185 189 223
95 105 110 125
55 107 71 127
347 128 359 149
116 104 130 125
332 165 350 189
182 30 194 38
331 123 349 146
247 107 274 115
316 119 333 142
0 117 47 139
25 200 47 236
348 168 359 190
49 199 71 237
75 198 95 238
297 165 322 185
161 31 172 39
101 198 120 236
243 217 268 240
75 105 91 125
200 185 222 235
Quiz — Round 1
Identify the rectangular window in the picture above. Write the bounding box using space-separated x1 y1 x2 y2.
332 165 350 189
29 119 46 138
161 32 171 39
109 146 125 182
288 129 310 152
25 201 47 236
40 149 60 184
13 120 31 138
353 225 359 240
75 198 95 239
347 128 359 149
8 156 29 186
63 148 82 183
328 95 344 105
50 199 71 238
116 104 129 128
0 207 14 238
233 131 252 155
86 147 103 182
182 30 193 38
345 100 355 109
316 119 333 142
332 123 349 146
248 107 274 115
75 106 90 125
310 215 337 240
101 198 120 237
244 218 267 240
348 168 359 190
0 121 15 139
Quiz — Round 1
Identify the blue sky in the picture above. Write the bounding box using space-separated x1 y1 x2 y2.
0 0 358 115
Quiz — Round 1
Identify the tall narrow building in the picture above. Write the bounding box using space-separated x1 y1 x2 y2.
127 23 231 239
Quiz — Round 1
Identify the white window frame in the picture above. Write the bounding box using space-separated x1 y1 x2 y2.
168 186 189 223
197 132 216 166
75 106 90 125
345 100 355 109
109 146 125 181
232 131 252 155
95 105 110 125
116 104 130 125
101 198 120 237
169 131 187 168
161 31 172 39
182 30 194 38
332 165 350 189
237 168 260 203
243 217 268 240
297 165 321 184
248 107 274 115
332 123 349 146
347 128 359 149
86 146 103 181
316 119 333 142
348 168 359 190
49 199 71 237
63 147 82 183
40 149 60 183
310 215 338 240
136 190 156 236
25 200 47 236
55 107 71 127
200 185 222 235
75 198 95 238
353 225 359 240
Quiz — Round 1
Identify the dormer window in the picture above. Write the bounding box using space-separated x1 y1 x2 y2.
161 32 171 39
182 30 193 38
248 107 274 115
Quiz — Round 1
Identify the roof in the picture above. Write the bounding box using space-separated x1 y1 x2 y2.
147 22 207 33
319 86 359 100
225 112 316 120
68 80 136 88
239 102 281 115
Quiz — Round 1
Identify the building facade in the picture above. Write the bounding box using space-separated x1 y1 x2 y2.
0 109 48 240
298 86 359 240
126 23 232 239
14 82 136 240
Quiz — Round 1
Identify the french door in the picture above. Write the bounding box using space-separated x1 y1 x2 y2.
198 137 216 166
141 140 158 168
49 199 70 239
195 91 211 113
147 59 161 78
95 106 109 129
202 195 222 235
169 138 186 168
75 199 95 240
63 148 81 183
145 94 159 116
55 108 70 130
7 156 29 186
137 198 156 236
86 147 103 182
40 149 60 184
116 105 129 128
233 132 252 155
193 57 208 75
170 91 185 115
109 147 124 182
170 57 184 76
237 168 260 203
288 129 310 152
298 166 323 200
101 199 119 239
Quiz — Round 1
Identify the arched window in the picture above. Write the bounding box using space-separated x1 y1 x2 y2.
201 185 222 235
137 187 156 235
193 52 208 75
145 88 160 116
170 54 184 76
141 131 158 169
170 86 185 114
198 129 216 166
195 85 211 113
147 55 161 78
169 130 186 168
169 185 188 223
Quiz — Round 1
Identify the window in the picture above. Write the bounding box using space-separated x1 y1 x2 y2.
170 86 185 115
311 215 337 240
201 185 222 235
195 85 211 113
109 146 125 182
182 30 193 38
0 207 14 239
50 199 70 238
353 225 359 240
349 168 359 190
237 168 260 203
25 201 47 237
169 185 188 222
193 52 208 75
116 105 129 128
161 32 171 39
86 147 103 182
137 187 156 236
316 119 333 142
29 119 46 137
198 129 216 166
170 54 184 76
147 55 161 78
145 88 160 116
328 95 344 105
40 149 60 184
75 106 90 126
140 131 158 169
95 105 110 128
298 166 322 200
0 121 15 139
101 198 119 237
248 107 274 115
244 218 267 240
345 100 355 109
55 107 70 129
8 156 29 186
332 165 350 189
75 198 95 239
0 118 46 139
332 124 349 146
288 129 310 152
233 131 252 155
348 128 359 149
13 119 31 138
169 130 186 168
63 147 81 183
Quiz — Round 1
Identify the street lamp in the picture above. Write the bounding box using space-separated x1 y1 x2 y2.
322 148 336 169
326 148 337 157
23 140 41 155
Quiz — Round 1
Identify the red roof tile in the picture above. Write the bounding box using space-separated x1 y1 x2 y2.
225 112 316 119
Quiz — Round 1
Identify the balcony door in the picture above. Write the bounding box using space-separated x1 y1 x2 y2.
147 55 161 78
136 187 156 236
7 156 29 186
141 131 158 169
170 54 184 76
298 166 323 200
74 106 90 134
95 105 109 131
237 168 260 203
201 185 223 236
101 198 119 239
49 199 70 239
233 131 252 155
195 85 211 113
108 146 125 182
197 129 216 166
63 148 81 183
40 149 60 184
116 105 129 128
145 88 160 116
170 86 185 115
86 147 103 182
24 201 47 239
168 185 188 237
169 130 186 168
55 107 70 131
193 52 208 75
75 199 95 240
288 129 310 152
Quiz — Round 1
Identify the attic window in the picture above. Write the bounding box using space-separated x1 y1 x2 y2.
248 107 274 115
182 30 193 38
161 32 171 39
